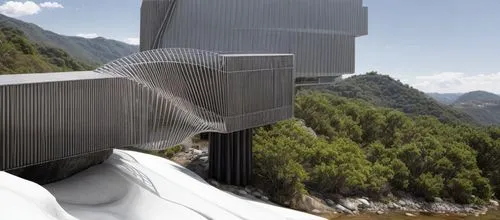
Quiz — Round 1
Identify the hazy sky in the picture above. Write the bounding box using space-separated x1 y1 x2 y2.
1 0 499 93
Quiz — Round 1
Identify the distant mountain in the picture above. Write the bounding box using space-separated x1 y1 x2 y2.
427 93 463 105
454 91 500 104
452 91 500 126
0 14 137 65
0 26 93 74
324 72 474 124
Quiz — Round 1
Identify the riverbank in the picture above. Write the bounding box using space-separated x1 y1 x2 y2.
331 210 500 220
169 141 499 218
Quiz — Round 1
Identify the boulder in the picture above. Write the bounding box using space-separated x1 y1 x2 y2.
434 197 444 203
376 211 384 215
199 156 208 162
252 191 262 198
311 209 321 214
490 199 499 207
237 189 248 196
261 196 269 201
339 198 359 211
296 195 333 213
388 202 400 209
357 198 370 207
405 213 416 217
335 204 353 215
192 149 204 155
398 200 407 206
325 199 335 207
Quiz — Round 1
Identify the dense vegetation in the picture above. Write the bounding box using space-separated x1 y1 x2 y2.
0 26 93 74
325 72 474 124
0 14 137 65
253 90 500 206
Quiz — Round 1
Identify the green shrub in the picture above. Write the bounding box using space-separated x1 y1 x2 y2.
163 145 183 159
253 122 309 203
415 173 444 201
252 90 499 204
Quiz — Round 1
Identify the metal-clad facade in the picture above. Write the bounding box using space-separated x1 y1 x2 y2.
0 49 294 171
141 0 368 78
0 75 129 171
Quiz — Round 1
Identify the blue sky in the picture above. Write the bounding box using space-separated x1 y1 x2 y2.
1 0 499 93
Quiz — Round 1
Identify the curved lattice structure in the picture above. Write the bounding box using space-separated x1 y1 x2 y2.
0 48 294 171
96 48 294 149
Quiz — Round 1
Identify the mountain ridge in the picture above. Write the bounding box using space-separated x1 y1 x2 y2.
0 26 93 74
452 91 500 126
454 90 500 104
0 14 138 65
324 72 475 124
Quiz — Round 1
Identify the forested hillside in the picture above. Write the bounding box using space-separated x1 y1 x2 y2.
454 91 500 104
453 91 500 126
0 26 93 74
324 72 474 124
0 14 137 65
253 91 500 207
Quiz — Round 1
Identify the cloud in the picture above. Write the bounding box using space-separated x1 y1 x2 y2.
77 33 99 38
39 2 63 9
0 1 40 17
0 1 63 17
412 72 500 93
124 37 139 45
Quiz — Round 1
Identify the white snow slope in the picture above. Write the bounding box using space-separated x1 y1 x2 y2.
0 150 325 220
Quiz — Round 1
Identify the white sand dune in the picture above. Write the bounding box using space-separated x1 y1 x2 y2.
0 150 325 220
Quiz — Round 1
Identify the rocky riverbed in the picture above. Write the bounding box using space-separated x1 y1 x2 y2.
169 141 499 218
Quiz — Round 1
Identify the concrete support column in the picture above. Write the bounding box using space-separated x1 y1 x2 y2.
208 129 252 186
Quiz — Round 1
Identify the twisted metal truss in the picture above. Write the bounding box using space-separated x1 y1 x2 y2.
0 48 294 171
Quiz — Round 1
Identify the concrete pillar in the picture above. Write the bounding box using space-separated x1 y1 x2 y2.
208 129 252 186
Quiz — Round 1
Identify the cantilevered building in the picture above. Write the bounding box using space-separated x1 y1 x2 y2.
141 0 368 84
0 49 294 186
0 0 367 187
139 0 368 185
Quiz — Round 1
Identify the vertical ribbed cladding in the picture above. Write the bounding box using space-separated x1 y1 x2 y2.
95 48 294 150
208 128 253 186
145 0 368 79
0 74 128 171
0 85 6 170
0 49 294 170
220 54 294 131
140 0 177 51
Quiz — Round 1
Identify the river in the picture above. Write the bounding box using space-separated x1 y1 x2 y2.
331 210 500 220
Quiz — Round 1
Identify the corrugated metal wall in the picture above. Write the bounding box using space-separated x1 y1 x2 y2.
141 0 368 78
0 75 130 171
0 49 294 171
